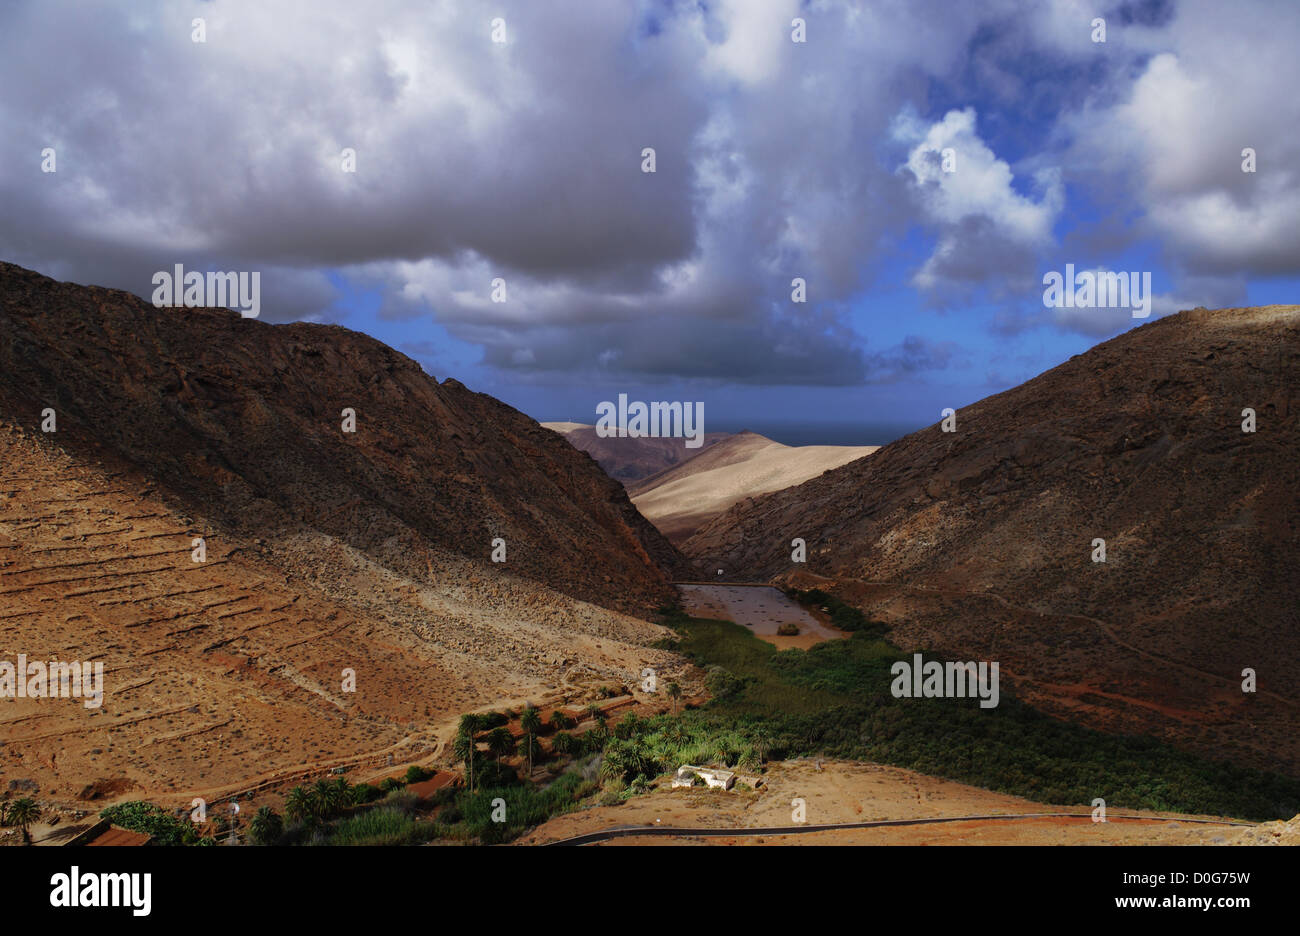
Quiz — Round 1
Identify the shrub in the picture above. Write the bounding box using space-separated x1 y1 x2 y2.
350 783 383 804
100 801 200 846
325 807 434 846
705 665 749 700
784 588 888 637
249 806 283 845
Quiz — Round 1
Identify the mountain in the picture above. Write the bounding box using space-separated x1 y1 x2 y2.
0 262 681 613
0 261 689 802
629 430 877 544
684 306 1300 774
542 422 730 484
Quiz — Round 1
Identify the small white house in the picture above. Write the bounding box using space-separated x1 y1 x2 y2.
671 764 736 790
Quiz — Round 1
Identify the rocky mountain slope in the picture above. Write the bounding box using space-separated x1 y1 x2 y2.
0 262 681 613
0 261 692 802
684 306 1300 774
630 430 876 544
542 422 729 484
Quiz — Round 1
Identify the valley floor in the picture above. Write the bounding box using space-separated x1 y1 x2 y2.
520 758 1265 846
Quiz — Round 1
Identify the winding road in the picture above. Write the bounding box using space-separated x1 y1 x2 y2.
546 812 1255 845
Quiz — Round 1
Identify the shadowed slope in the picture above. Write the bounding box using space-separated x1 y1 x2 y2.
685 306 1300 773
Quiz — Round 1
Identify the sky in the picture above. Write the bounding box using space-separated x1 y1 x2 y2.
2 0 1297 445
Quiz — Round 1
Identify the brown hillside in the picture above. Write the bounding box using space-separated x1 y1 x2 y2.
0 262 693 803
0 262 681 613
684 306 1300 773
543 422 729 484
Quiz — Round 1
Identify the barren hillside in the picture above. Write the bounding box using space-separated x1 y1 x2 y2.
543 422 729 484
684 306 1300 774
0 263 682 613
0 262 692 803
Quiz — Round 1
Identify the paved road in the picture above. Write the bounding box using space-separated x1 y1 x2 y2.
545 812 1254 845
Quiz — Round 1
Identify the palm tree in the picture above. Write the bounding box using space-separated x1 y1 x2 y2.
584 702 604 725
284 786 315 825
519 706 542 776
598 739 648 786
8 798 39 845
582 724 610 753
615 712 643 740
452 734 473 791
487 726 515 769
331 776 353 807
548 710 574 731
249 806 283 845
518 733 542 774
456 713 483 792
551 732 576 757
313 779 343 818
666 682 682 715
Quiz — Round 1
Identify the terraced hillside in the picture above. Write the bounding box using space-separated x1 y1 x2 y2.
0 263 691 804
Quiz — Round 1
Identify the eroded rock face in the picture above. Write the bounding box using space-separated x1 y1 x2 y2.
0 261 682 613
685 305 1300 774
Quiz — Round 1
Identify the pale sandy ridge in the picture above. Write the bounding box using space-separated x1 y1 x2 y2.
630 431 876 544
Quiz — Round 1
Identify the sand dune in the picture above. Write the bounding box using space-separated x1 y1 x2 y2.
629 431 876 544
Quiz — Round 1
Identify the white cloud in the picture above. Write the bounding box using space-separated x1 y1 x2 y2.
896 107 1062 295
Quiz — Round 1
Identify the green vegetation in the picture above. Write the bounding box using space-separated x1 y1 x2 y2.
548 709 576 730
6 798 42 845
94 594 1300 846
249 806 283 845
784 587 889 637
657 605 1300 822
350 782 384 804
326 802 435 846
520 706 542 776
100 801 206 846
451 770 599 844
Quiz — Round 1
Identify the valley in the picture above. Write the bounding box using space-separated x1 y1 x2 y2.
1 264 1296 848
